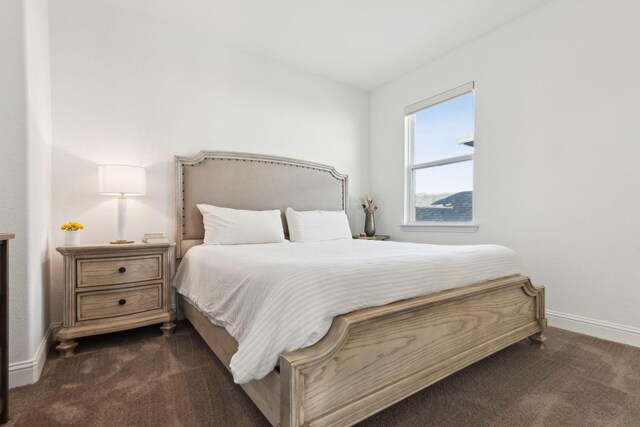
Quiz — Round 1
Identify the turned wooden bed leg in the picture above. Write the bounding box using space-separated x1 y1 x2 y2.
528 332 547 349
529 315 547 349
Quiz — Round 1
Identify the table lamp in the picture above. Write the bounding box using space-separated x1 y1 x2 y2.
98 164 146 244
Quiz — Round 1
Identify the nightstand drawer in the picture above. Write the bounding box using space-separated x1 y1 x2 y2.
77 255 162 287
77 284 162 321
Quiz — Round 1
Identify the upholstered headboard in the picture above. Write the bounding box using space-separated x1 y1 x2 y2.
175 151 348 258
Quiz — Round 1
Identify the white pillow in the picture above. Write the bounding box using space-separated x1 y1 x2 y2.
197 204 285 245
285 207 352 243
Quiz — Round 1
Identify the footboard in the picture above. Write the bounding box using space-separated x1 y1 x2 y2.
279 275 546 427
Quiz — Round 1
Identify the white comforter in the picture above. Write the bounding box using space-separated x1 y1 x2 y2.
173 240 527 384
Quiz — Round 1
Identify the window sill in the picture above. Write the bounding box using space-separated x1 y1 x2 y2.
400 223 478 233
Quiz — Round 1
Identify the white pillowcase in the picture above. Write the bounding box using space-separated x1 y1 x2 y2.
197 204 285 245
285 207 352 243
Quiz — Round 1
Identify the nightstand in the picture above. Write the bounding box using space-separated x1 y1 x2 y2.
353 235 390 241
55 243 176 357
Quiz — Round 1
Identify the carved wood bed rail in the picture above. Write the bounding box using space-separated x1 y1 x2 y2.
181 274 545 426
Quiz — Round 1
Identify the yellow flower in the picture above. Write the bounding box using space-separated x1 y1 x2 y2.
60 221 84 231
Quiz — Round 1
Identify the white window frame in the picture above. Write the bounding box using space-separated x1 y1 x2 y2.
402 82 478 233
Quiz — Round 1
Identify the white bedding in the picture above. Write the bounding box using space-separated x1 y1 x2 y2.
173 240 527 384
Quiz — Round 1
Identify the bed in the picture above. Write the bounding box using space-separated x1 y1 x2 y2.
174 151 547 427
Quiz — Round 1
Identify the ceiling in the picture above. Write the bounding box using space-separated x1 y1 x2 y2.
104 0 554 91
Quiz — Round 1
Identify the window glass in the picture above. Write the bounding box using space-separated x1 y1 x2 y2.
406 83 474 224
414 161 473 222
413 92 474 165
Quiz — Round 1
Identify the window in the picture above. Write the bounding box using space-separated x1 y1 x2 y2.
404 82 475 229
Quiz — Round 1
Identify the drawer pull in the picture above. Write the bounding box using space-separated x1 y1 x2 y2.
118 299 126 305
118 267 126 273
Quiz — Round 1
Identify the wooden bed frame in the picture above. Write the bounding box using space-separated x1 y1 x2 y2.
174 151 547 427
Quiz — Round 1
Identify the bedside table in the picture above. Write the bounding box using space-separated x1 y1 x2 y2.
55 243 176 357
353 235 390 241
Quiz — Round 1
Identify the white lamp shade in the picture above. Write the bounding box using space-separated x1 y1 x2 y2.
98 165 146 196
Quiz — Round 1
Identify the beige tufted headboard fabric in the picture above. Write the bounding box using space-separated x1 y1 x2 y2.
175 151 348 258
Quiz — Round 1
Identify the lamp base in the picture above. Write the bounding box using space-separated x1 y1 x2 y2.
110 239 134 244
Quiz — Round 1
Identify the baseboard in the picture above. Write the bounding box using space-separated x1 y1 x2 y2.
547 310 640 348
8 321 61 388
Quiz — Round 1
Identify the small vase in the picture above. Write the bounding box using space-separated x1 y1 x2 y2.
364 212 375 237
65 230 81 246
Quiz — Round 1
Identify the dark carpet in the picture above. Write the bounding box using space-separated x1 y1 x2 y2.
8 322 640 426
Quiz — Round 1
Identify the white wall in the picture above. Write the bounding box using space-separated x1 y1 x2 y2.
370 0 640 344
48 1 369 322
0 0 53 387
0 0 30 368
24 0 54 383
